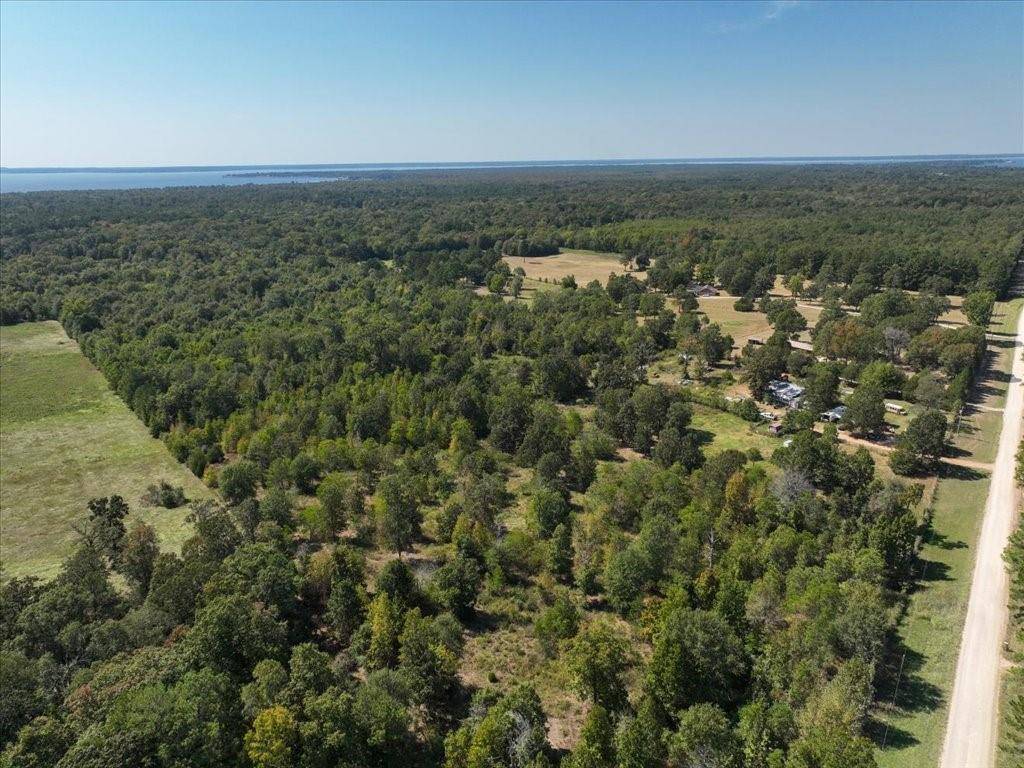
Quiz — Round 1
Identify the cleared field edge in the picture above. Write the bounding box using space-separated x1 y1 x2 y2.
875 299 1022 768
1 321 211 580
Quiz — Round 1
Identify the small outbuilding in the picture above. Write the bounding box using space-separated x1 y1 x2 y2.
820 405 848 423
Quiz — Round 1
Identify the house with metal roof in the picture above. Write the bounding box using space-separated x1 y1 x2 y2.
820 405 848 423
766 379 804 409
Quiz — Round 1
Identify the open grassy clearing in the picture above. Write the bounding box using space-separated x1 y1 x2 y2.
696 298 773 347
502 248 628 286
645 352 741 387
689 404 782 457
0 321 210 580
474 275 559 304
938 296 969 327
696 296 821 350
991 298 1024 336
459 621 584 748
515 275 561 302
949 408 1003 465
460 602 646 752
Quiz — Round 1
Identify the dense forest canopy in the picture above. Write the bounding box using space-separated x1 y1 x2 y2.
4 163 1023 305
1 163 1022 768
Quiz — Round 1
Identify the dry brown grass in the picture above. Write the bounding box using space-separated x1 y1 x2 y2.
458 622 589 750
502 249 629 287
671 295 823 352
696 298 774 347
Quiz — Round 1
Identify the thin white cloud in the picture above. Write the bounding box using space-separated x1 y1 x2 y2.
716 0 806 33
764 0 802 20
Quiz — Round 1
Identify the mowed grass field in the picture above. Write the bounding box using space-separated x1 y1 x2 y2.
0 321 209 580
697 296 821 350
502 248 627 286
688 404 782 457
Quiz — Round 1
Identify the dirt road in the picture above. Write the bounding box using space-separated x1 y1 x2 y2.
940 302 1024 768
826 429 995 473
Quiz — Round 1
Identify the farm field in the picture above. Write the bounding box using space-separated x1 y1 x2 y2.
502 248 627 286
0 321 209 580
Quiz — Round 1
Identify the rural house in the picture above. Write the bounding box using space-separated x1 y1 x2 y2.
686 282 719 297
766 379 804 409
820 405 848 423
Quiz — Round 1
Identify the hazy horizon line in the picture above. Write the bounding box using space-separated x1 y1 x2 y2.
4 152 1023 173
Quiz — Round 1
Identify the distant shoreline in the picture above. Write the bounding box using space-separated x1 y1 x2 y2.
227 155 1024 179
4 153 1022 174
3 155 1021 194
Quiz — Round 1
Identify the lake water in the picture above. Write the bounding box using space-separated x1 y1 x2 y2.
2 156 1021 194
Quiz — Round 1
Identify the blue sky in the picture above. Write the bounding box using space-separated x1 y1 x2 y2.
1 0 1021 166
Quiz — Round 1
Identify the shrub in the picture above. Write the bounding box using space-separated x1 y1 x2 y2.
535 594 580 658
142 480 187 508
531 487 570 539
488 529 543 585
